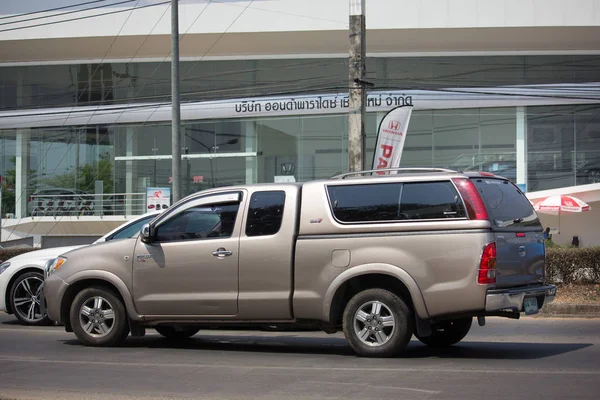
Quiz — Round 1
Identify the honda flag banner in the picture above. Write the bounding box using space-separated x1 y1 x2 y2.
372 106 413 173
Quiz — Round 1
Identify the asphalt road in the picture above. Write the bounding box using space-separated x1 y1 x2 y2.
0 312 599 400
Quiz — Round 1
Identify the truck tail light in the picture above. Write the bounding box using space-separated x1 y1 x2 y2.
478 242 497 285
452 178 489 221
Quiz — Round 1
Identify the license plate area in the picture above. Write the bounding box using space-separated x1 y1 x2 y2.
524 297 539 315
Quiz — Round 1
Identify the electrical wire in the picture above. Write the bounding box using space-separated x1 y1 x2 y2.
0 1 169 33
0 1 137 27
2 0 147 238
0 0 352 34
0 0 111 20
37 0 233 236
3 62 600 236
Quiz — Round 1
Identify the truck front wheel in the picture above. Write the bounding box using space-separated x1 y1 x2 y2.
69 287 130 347
342 288 413 357
415 317 472 348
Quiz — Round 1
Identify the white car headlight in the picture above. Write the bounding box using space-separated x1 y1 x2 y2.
0 262 10 275
45 257 67 278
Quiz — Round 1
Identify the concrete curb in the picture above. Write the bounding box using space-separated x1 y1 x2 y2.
537 303 600 318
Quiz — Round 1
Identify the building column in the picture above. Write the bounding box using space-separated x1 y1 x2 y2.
15 67 32 219
516 106 528 191
244 121 257 184
15 129 30 219
125 127 137 215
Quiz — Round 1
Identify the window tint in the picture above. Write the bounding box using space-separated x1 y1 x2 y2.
245 191 286 237
471 178 541 228
110 215 156 241
327 183 402 222
327 181 466 223
400 182 466 220
155 202 239 242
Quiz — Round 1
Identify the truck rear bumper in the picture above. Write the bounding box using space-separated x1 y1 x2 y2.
485 284 556 314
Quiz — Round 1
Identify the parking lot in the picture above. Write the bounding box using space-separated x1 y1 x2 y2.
0 313 599 400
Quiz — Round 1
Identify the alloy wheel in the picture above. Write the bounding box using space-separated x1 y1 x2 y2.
353 300 396 347
78 296 116 338
12 276 46 324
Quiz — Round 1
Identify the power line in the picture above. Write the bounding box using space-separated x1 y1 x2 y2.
0 1 169 33
3 0 147 238
0 0 111 20
0 0 354 34
0 1 136 27
27 0 215 237
2 56 599 109
39 0 260 237
1 83 600 125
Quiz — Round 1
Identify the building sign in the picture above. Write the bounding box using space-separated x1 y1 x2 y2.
146 187 171 211
1 84 599 129
233 93 413 115
373 106 413 173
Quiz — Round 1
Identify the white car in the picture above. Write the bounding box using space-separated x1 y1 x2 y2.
0 212 160 325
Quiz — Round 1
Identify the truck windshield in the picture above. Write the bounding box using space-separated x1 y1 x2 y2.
470 178 541 229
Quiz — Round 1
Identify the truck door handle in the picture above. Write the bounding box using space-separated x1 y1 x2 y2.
212 248 233 258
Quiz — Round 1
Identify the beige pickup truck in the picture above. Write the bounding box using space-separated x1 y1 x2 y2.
43 168 556 357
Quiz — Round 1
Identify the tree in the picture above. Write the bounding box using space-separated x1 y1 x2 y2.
43 152 114 194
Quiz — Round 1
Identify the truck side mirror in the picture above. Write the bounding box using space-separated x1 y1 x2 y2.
140 223 153 244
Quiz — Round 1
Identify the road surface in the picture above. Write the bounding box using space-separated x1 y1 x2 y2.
0 312 598 399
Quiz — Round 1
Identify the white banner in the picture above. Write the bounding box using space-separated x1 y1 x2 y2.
372 106 413 173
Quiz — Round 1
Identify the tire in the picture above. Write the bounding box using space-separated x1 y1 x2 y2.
342 288 413 358
70 287 130 347
415 317 472 348
155 325 200 340
9 271 52 326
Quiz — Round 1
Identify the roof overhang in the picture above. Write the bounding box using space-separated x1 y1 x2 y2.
526 183 600 204
2 26 600 64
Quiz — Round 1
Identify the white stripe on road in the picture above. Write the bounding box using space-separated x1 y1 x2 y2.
0 355 598 375
0 327 64 333
302 381 441 394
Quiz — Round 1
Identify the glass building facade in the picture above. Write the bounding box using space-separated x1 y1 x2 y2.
1 55 600 218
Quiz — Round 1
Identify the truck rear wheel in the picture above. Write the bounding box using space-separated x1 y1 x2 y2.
415 317 472 348
342 288 413 357
70 287 130 347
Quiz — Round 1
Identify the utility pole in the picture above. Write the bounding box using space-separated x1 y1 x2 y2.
171 0 182 202
348 0 366 172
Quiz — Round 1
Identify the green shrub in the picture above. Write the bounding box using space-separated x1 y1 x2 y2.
546 247 600 284
0 247 39 264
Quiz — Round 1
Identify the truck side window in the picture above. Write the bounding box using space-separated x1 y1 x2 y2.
155 203 239 242
400 182 466 220
110 215 156 241
245 191 286 236
327 181 466 223
327 183 401 222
